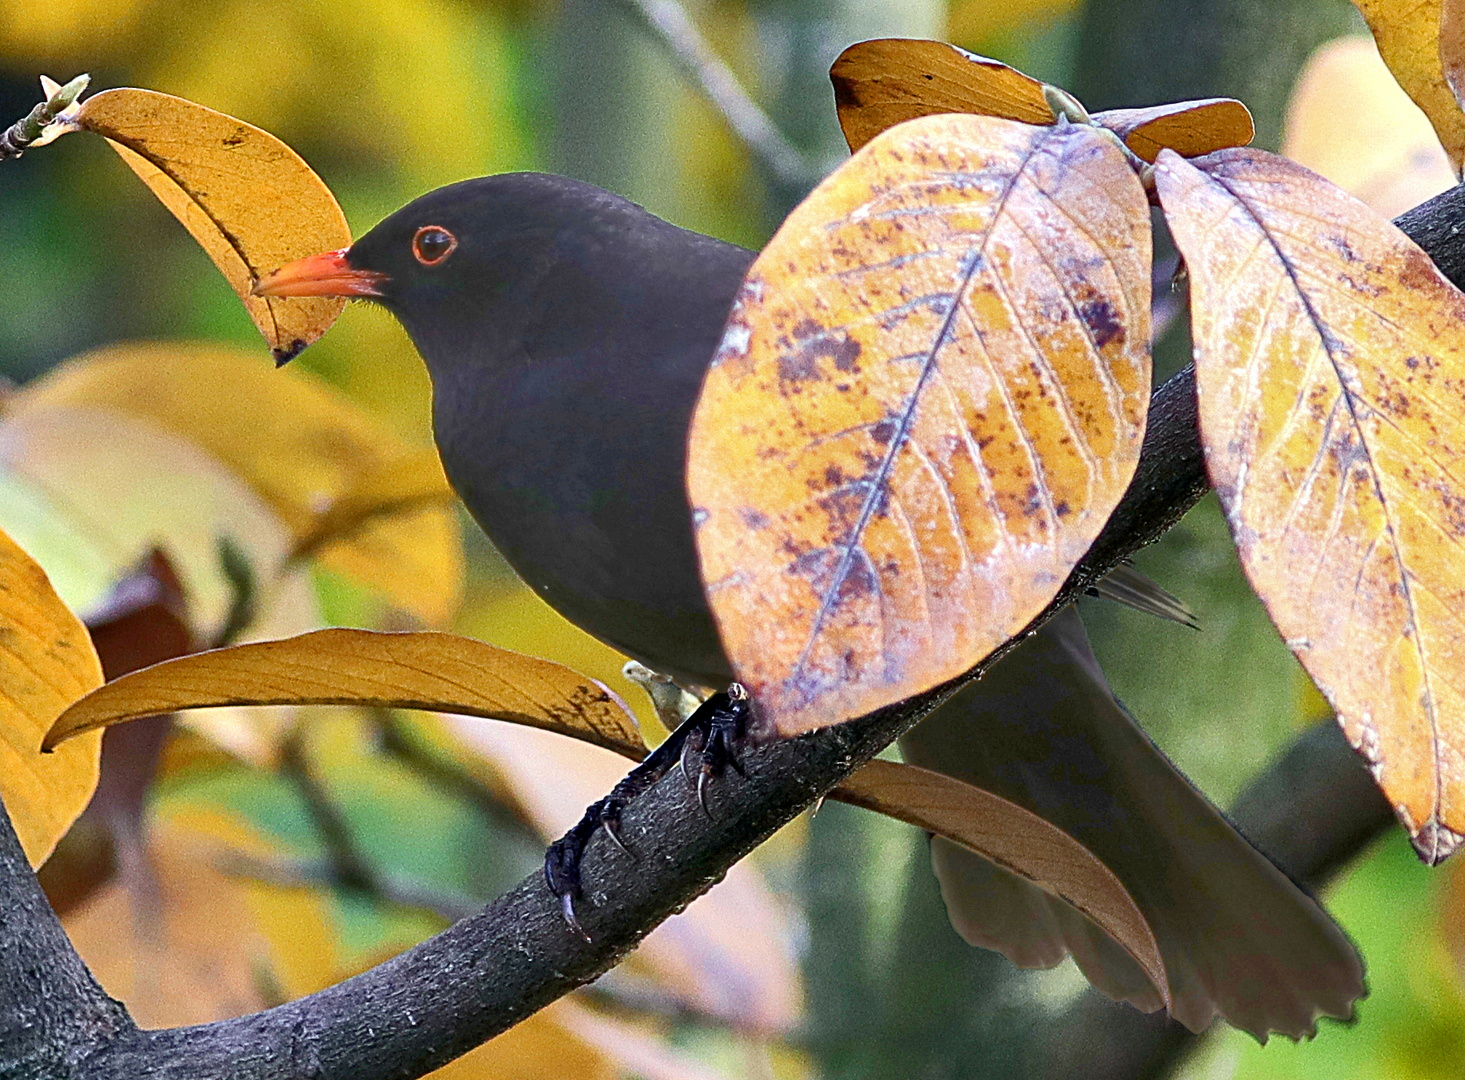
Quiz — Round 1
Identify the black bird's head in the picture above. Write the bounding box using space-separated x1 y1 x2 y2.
253 172 689 374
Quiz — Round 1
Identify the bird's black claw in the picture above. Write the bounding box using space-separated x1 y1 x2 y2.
679 683 749 817
542 685 752 935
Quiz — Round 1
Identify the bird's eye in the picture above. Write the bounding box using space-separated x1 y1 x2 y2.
412 226 458 266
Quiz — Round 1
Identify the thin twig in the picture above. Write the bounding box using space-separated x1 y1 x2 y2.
220 851 482 923
612 0 816 192
0 74 89 161
278 731 378 894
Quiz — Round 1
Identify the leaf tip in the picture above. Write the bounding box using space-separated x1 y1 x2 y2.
1411 819 1465 865
273 338 309 367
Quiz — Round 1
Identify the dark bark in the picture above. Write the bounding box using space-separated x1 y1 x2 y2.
0 797 130 1080
2 184 1464 1080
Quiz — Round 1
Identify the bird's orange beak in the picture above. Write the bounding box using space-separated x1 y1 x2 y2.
251 249 388 298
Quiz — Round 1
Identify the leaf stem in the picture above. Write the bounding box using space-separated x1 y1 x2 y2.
0 74 89 161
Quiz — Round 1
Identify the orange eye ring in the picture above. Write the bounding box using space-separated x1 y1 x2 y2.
412 225 458 266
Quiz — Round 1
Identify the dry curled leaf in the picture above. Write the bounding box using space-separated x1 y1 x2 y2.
1157 146 1465 863
1283 36 1455 219
688 113 1152 737
0 526 103 866
830 39 1052 153
837 758 1167 1007
1352 0 1465 172
1092 99 1254 163
45 628 643 758
15 342 461 625
73 88 351 361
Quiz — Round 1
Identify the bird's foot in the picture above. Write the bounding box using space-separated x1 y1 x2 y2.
543 684 751 937
679 683 748 816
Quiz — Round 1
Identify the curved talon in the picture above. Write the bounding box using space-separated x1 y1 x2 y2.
602 817 633 858
696 768 713 818
543 687 751 939
561 891 589 941
679 733 698 788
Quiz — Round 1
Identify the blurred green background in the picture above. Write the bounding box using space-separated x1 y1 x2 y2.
6 0 1465 1077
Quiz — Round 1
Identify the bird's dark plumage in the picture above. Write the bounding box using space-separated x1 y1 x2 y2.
256 172 1363 1038
349 174 749 687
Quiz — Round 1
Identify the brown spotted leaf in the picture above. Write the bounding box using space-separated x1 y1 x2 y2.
1156 146 1465 863
0 526 104 866
834 759 1168 1006
831 39 1053 153
1353 0 1465 171
44 629 645 759
688 113 1152 738
1092 99 1254 163
74 89 351 361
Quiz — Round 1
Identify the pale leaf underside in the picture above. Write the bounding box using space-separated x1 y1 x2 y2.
1158 147 1465 861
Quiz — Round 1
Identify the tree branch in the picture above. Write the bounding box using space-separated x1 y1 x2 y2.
0 796 131 1079
2 182 1463 1080
611 0 818 197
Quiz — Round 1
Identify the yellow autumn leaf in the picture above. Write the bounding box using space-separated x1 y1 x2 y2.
73 87 350 360
1283 36 1454 219
0 526 103 866
1156 146 1465 863
15 342 462 626
1353 0 1465 172
45 628 645 758
836 759 1167 1008
688 113 1152 737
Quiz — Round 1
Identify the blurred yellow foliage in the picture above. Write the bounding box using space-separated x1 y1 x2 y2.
62 808 339 1025
16 342 464 625
1283 36 1454 219
948 0 1082 46
0 0 525 188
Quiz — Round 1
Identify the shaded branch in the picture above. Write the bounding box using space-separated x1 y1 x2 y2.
612 0 818 197
2 183 1463 1080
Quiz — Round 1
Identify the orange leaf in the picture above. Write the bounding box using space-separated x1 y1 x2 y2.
0 527 103 865
1093 98 1254 163
1156 146 1465 862
834 759 1168 1008
44 629 644 759
688 113 1152 737
830 39 1052 153
1353 0 1465 172
74 88 351 361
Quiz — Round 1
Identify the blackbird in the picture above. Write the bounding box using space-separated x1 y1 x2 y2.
256 172 1363 1038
